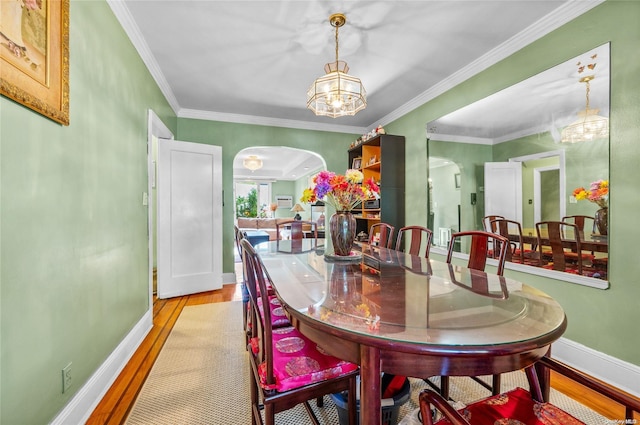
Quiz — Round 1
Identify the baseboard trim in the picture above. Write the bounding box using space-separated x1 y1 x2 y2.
553 337 640 397
50 310 153 425
222 272 236 284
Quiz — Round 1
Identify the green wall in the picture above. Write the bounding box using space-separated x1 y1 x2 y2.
1 1 176 423
176 119 357 273
384 1 640 366
1 1 638 424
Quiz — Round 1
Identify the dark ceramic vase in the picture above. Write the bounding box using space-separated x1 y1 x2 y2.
329 211 356 256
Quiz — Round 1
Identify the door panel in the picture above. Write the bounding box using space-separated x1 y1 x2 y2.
157 139 222 298
484 162 522 223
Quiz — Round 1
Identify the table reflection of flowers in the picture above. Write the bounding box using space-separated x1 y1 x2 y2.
307 264 380 332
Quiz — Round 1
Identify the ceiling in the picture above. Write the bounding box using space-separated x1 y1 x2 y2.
108 0 603 179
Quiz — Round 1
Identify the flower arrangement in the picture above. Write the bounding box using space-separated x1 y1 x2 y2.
301 169 379 212
573 179 608 208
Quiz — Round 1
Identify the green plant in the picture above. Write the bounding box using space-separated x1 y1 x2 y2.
236 188 259 217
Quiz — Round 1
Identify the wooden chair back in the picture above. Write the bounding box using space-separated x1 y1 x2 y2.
446 230 509 276
368 223 395 248
562 215 595 235
536 221 584 274
482 215 505 232
276 220 317 241
395 226 433 257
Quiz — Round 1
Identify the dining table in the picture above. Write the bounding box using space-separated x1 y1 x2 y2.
256 239 567 425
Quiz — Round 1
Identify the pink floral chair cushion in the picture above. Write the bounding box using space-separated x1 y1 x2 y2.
251 326 358 393
435 387 585 425
258 295 290 328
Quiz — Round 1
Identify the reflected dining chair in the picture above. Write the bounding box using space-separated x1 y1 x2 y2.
395 225 433 257
562 215 596 235
481 215 505 233
535 221 594 276
240 239 358 425
419 356 640 425
368 222 395 248
490 218 539 266
441 230 510 399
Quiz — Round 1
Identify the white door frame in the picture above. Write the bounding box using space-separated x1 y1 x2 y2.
533 165 561 224
510 150 566 225
147 110 173 309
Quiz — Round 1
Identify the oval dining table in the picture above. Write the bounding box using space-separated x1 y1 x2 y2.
256 239 567 425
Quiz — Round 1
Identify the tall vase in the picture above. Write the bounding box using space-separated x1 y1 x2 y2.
594 207 608 235
329 211 357 256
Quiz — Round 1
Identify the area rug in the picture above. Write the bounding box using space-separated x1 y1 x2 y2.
126 301 607 424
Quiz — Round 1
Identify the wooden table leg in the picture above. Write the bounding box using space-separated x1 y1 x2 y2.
360 345 381 425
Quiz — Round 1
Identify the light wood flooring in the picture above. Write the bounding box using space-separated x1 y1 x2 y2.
87 283 638 424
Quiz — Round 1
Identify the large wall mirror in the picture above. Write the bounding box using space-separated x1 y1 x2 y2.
427 43 610 289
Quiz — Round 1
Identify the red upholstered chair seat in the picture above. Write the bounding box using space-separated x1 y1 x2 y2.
433 387 585 425
250 325 358 393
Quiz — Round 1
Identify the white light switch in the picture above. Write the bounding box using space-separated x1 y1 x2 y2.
142 192 149 206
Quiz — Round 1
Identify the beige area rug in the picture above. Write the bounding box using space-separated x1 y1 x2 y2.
126 301 607 425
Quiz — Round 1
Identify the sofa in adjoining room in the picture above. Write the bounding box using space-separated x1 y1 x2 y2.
236 217 281 241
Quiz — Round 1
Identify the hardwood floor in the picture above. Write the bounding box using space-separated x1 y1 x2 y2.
87 282 638 424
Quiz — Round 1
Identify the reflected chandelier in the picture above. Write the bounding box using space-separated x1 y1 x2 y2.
561 75 609 143
243 155 263 171
307 13 366 118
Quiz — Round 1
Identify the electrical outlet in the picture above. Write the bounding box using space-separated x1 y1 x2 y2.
62 363 72 393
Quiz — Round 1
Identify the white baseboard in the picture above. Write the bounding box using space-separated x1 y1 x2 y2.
50 310 153 425
553 337 640 397
222 272 236 284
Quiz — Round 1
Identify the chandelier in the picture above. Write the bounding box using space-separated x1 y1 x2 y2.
561 75 609 143
243 155 263 171
307 13 366 118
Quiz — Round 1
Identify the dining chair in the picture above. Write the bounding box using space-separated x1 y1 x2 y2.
240 239 359 425
419 356 640 425
234 225 251 342
490 218 539 266
446 230 509 276
276 219 317 241
395 225 433 257
562 215 596 235
368 222 395 248
441 230 510 399
535 221 594 275
481 215 505 233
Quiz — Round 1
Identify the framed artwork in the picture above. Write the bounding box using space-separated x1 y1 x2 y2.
352 157 362 169
0 0 70 125
454 173 461 189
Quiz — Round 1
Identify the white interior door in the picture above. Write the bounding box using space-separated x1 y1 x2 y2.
157 138 222 298
484 162 523 223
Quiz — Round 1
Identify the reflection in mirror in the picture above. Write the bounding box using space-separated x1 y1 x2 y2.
426 43 609 289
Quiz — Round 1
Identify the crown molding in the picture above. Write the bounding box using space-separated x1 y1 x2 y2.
106 0 180 114
109 0 604 133
373 0 606 129
178 109 366 135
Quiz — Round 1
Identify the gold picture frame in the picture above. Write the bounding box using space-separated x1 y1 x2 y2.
1 0 70 125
